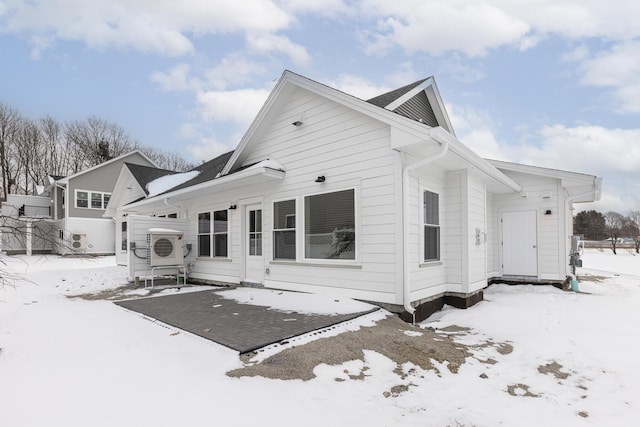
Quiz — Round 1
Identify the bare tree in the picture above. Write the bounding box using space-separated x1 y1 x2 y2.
604 211 625 254
65 116 136 170
138 145 196 172
629 210 640 254
0 103 21 200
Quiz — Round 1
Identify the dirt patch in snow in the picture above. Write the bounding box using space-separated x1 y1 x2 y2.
228 315 480 381
538 361 570 379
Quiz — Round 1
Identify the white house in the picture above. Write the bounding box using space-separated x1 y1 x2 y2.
107 71 601 322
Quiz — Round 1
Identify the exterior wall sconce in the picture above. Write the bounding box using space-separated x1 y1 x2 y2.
315 176 326 183
545 209 552 215
229 204 237 210
292 120 304 127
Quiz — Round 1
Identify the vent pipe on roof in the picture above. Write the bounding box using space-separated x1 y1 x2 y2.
402 132 449 325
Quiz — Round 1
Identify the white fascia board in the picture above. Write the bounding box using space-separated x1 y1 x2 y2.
487 159 600 185
123 166 285 211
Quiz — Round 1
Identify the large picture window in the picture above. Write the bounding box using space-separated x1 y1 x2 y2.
304 189 355 260
75 190 110 210
424 190 440 261
198 210 228 258
273 200 296 260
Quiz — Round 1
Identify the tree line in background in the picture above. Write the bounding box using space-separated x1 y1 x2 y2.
574 210 640 254
0 102 195 200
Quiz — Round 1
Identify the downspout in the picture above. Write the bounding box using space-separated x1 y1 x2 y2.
402 135 449 324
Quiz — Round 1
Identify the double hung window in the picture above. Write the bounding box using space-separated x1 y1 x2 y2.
198 210 228 257
423 190 440 261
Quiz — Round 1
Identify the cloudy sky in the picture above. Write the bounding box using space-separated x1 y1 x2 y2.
1 0 638 213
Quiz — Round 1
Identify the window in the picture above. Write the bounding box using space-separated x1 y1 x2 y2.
274 200 296 260
198 212 211 257
198 210 228 258
75 190 110 209
304 189 355 260
121 221 127 251
213 210 228 257
423 190 440 261
76 191 88 208
248 209 262 256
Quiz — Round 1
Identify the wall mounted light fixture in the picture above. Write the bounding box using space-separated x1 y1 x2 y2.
292 120 304 126
315 176 326 183
545 209 552 215
229 204 237 210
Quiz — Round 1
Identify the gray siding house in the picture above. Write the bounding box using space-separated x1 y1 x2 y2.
1 150 156 255
108 71 601 321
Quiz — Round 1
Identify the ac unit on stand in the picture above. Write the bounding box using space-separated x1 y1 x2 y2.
146 229 184 266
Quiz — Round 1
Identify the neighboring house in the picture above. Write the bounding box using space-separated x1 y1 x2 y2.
108 71 601 321
0 150 157 255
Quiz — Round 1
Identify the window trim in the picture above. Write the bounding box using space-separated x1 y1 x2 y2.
273 198 297 261
197 209 230 259
422 188 441 262
302 187 359 264
74 189 111 210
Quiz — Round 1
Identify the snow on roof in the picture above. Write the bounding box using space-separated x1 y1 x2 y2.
146 170 200 197
148 228 183 234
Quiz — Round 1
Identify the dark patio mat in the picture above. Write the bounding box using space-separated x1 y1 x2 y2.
115 289 378 353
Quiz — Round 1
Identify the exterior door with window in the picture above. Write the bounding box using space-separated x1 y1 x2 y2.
502 210 538 276
244 204 264 283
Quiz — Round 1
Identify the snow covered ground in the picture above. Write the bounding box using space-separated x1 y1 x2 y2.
1 249 638 426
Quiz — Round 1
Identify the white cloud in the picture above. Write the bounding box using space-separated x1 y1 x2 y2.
151 64 201 92
0 0 293 57
246 32 311 66
357 1 640 57
328 74 392 100
579 40 640 113
359 0 530 57
195 88 271 126
204 54 268 91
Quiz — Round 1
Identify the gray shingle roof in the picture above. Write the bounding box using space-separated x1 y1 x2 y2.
124 163 178 195
152 150 235 196
366 78 429 108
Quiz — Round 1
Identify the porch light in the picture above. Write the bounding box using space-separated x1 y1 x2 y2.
229 204 237 210
315 176 326 183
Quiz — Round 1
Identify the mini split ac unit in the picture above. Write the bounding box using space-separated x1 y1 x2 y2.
146 229 184 266
71 233 87 250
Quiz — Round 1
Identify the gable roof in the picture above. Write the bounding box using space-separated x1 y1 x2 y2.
58 150 158 185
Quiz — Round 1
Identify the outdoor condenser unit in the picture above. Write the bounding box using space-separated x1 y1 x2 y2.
146 229 184 267
71 233 87 250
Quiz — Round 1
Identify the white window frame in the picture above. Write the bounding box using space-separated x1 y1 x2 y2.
422 189 441 262
273 198 297 261
75 189 111 210
197 209 230 259
302 187 358 264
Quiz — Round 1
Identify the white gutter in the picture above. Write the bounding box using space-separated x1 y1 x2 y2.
402 134 449 324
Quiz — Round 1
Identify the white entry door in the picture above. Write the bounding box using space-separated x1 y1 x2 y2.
502 210 537 276
244 204 264 283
